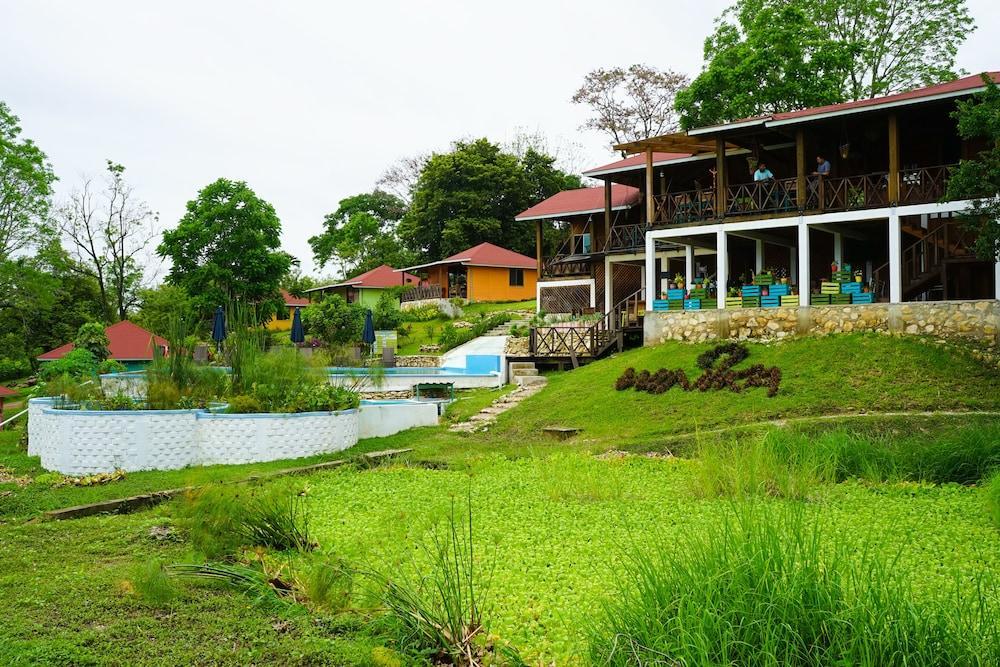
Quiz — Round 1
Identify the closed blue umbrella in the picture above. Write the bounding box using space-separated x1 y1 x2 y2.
211 306 226 351
362 309 376 354
290 306 305 343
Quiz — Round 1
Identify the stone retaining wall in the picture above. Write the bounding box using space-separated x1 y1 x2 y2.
644 300 1000 345
395 355 440 368
505 336 530 356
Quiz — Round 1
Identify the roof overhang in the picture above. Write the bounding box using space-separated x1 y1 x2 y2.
614 131 739 156
688 117 768 136
515 204 632 222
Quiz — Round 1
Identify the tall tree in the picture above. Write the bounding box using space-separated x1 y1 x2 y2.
376 153 429 204
572 65 689 154
676 0 974 129
946 75 1000 261
816 0 975 99
0 101 57 259
58 161 158 321
158 178 294 320
309 190 416 276
397 139 581 260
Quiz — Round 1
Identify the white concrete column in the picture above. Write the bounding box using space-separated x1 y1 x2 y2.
755 239 764 273
889 212 902 303
797 220 810 307
790 247 797 280
604 256 613 313
994 258 1000 300
645 233 655 310
833 232 843 266
685 245 694 288
716 230 728 309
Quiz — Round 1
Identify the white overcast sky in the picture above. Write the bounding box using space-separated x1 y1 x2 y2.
4 0 998 277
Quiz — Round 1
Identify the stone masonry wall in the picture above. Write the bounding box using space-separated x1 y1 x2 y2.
644 300 1000 346
395 355 440 368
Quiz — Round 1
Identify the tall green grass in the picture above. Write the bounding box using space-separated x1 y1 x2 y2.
694 422 1000 498
984 470 1000 531
589 507 1000 666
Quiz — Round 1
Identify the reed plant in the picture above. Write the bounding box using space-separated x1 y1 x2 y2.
588 506 1000 666
984 469 1000 530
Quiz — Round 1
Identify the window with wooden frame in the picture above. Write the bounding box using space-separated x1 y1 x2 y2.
509 268 525 287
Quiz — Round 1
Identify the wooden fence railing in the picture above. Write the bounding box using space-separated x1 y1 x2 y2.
530 288 644 360
401 284 444 302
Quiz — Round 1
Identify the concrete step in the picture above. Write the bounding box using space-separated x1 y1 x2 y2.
510 368 539 377
509 361 536 370
515 375 547 387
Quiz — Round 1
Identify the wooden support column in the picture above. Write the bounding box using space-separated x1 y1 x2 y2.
888 113 900 204
645 149 655 225
715 137 727 218
796 128 807 209
535 219 543 280
604 179 612 249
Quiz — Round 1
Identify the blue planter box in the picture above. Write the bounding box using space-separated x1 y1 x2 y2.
769 284 790 297
683 299 701 310
741 285 761 297
652 300 670 311
840 282 862 294
852 293 874 304
667 289 685 300
761 296 781 308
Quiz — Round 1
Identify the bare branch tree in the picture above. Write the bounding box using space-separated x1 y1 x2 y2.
504 127 590 179
572 65 690 156
58 161 158 321
375 153 429 204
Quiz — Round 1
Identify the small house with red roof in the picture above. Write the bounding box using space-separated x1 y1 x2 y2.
399 242 538 303
265 289 312 332
0 385 17 416
304 264 420 307
37 320 169 371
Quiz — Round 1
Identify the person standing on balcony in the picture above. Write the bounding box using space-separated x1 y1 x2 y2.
753 162 774 181
814 155 831 177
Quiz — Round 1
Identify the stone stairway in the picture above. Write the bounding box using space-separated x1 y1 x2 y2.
449 380 546 433
485 318 532 336
509 361 545 387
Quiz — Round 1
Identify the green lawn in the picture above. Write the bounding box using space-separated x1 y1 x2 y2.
2 334 999 665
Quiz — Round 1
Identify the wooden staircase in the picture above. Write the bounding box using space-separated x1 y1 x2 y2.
874 221 975 301
529 289 644 367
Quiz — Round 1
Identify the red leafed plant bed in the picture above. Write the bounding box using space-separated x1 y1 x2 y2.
615 342 781 397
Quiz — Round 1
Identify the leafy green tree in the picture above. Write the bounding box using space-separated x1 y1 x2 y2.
132 284 198 338
676 0 974 128
398 139 581 260
73 322 110 362
946 75 1000 261
0 101 57 259
158 178 294 321
309 190 416 276
372 291 403 331
301 294 364 345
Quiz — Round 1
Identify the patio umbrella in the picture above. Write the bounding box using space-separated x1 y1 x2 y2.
211 306 226 351
290 306 305 344
362 309 376 355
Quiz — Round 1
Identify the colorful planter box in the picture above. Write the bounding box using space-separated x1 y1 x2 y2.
832 270 852 283
768 284 790 297
811 293 832 305
781 295 800 307
725 297 743 309
688 288 708 299
652 299 670 311
741 285 761 297
820 281 841 295
668 300 683 310
831 294 852 304
667 288 685 301
761 295 781 308
754 274 775 286
852 293 875 304
683 299 701 310
742 296 761 308
840 282 862 295
702 299 718 309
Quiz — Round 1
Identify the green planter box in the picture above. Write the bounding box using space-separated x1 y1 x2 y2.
832 270 852 283
742 296 761 308
831 294 852 304
780 295 800 307
702 299 718 309
689 288 708 299
811 293 832 305
725 297 743 309
754 274 775 286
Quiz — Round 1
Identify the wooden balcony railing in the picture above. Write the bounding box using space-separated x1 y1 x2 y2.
531 288 644 360
543 256 591 277
401 284 445 302
648 165 958 225
605 223 646 252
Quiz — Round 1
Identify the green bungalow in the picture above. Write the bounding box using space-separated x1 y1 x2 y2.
304 264 420 307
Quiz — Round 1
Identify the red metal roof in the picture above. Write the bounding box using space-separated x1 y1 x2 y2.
583 152 692 176
280 289 310 306
769 71 1000 124
316 264 421 291
440 242 537 269
515 184 641 221
38 320 169 362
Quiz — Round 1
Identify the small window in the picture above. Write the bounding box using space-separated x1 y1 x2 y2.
509 268 524 287
572 233 592 254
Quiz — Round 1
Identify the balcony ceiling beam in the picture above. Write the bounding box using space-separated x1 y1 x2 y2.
728 230 797 249
810 223 871 241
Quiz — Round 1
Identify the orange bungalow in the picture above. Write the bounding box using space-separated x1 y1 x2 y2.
38 320 169 371
399 242 537 303
265 289 311 332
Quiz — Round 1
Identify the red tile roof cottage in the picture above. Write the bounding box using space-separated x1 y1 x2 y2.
38 320 168 371
399 242 538 303
304 264 421 307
